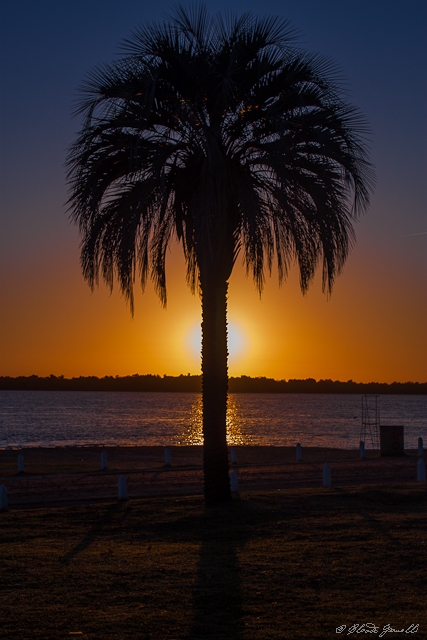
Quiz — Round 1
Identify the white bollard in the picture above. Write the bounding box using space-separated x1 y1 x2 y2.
322 462 331 488
118 475 128 500
18 454 24 473
296 443 302 461
230 446 238 465
101 451 107 470
418 437 424 457
0 485 7 511
229 470 239 493
164 447 171 466
359 441 366 459
417 459 426 482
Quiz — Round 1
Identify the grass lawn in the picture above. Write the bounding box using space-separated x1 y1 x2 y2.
1 485 426 639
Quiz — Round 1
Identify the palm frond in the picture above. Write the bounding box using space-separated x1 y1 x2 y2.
66 5 374 310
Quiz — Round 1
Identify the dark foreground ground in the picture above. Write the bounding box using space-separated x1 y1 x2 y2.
1 447 426 639
0 485 426 640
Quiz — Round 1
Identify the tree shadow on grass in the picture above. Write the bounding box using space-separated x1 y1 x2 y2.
186 498 253 640
59 502 121 564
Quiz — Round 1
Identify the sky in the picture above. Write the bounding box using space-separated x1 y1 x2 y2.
0 0 426 383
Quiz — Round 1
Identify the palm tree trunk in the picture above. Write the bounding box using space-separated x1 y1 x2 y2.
200 276 232 505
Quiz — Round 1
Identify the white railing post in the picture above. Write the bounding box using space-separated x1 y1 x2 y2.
18 454 24 473
359 441 366 459
0 485 7 512
418 437 424 457
296 443 302 461
322 462 331 488
164 447 171 466
118 476 128 500
101 451 107 470
229 470 239 493
417 459 426 482
230 446 238 465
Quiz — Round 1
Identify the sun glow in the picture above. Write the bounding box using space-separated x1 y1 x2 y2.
187 319 248 364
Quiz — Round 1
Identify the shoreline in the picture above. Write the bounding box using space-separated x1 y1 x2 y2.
0 443 423 460
2 377 426 394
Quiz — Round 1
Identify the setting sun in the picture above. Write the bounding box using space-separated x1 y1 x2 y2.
186 319 248 364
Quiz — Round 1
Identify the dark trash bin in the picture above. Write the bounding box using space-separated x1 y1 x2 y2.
380 425 404 456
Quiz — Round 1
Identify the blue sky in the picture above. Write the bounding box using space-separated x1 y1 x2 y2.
1 1 425 254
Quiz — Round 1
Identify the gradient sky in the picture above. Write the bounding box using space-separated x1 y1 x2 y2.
1 0 426 383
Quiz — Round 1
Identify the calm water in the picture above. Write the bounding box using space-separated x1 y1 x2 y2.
0 391 425 450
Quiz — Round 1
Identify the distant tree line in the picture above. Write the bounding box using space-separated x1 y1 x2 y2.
0 374 425 394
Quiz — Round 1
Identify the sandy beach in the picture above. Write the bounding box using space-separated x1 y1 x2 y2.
1 445 424 509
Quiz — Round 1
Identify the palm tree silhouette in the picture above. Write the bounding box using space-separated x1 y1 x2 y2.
67 6 374 505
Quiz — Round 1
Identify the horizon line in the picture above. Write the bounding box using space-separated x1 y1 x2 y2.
1 373 426 386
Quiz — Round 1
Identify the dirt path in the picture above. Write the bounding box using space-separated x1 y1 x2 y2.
0 445 424 509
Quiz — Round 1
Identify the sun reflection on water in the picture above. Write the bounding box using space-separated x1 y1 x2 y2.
180 395 252 445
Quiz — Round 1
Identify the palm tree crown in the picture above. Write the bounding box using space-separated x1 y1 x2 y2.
67 6 374 504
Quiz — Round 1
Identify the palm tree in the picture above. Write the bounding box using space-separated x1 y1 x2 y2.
66 6 374 505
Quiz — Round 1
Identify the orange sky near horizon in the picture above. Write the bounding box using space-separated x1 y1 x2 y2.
1 215 426 384
1 1 426 385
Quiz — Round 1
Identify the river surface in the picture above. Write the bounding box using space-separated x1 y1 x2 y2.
0 391 425 450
